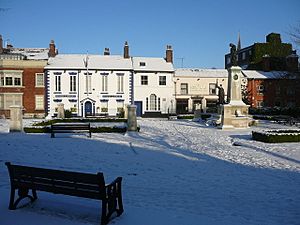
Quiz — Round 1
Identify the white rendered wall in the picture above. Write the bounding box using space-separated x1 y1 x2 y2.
133 72 175 115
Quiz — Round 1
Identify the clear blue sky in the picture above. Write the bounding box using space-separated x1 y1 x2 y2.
1 0 299 68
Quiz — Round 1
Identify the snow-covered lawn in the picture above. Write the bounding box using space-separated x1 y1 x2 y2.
0 118 299 225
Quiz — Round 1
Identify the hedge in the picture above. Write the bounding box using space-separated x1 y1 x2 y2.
252 129 300 143
24 126 128 133
33 118 127 126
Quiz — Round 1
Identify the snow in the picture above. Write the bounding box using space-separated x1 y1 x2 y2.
0 118 299 225
46 54 132 70
241 70 290 79
132 57 174 72
175 68 228 78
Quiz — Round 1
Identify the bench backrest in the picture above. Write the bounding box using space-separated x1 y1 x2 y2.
6 162 105 200
51 123 90 130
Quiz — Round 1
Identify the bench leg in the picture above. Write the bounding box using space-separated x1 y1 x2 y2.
8 188 37 210
101 200 108 225
8 188 16 210
51 132 55 138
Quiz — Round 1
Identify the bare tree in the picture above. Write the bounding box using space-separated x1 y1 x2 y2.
288 23 300 49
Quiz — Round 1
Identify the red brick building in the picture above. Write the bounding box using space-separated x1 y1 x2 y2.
242 71 300 108
0 36 57 118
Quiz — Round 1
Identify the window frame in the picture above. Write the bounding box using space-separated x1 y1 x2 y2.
35 95 44 110
159 76 166 86
209 83 216 95
180 83 188 95
35 73 45 87
141 75 148 85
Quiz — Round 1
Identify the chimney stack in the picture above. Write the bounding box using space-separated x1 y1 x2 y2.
104 47 110 55
166 45 173 63
262 54 270 72
48 40 56 57
124 41 129 58
0 35 3 54
286 50 299 72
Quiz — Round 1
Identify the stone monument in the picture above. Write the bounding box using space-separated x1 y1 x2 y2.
57 103 65 119
9 105 23 132
127 105 138 131
220 44 250 130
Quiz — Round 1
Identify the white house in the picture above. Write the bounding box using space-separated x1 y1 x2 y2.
45 52 132 117
45 43 176 118
174 68 229 113
132 46 175 117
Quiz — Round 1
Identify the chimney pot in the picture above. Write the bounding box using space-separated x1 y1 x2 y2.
104 48 110 55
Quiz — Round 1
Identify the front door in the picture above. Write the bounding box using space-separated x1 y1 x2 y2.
176 99 189 114
85 101 92 116
134 101 143 117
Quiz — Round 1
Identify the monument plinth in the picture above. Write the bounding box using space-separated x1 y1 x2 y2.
127 105 138 131
220 65 250 130
9 105 23 132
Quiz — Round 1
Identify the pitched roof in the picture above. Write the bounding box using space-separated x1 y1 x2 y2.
132 57 174 72
241 70 290 79
9 48 49 60
45 54 132 70
175 68 228 78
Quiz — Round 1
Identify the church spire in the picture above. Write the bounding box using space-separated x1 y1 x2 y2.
237 32 241 51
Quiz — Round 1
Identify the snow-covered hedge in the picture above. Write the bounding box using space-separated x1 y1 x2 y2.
252 129 300 143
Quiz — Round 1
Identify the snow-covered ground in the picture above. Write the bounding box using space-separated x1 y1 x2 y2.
0 118 299 225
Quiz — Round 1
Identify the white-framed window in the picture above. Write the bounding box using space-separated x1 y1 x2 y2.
117 100 124 112
35 95 44 110
257 100 264 108
242 52 246 60
149 94 157 111
141 75 148 85
180 83 188 94
55 75 61 92
159 76 166 85
257 84 264 95
227 56 231 64
117 73 124 93
100 101 108 112
209 83 216 95
35 73 44 87
101 73 108 92
0 93 23 109
0 70 22 87
84 72 92 93
70 75 76 92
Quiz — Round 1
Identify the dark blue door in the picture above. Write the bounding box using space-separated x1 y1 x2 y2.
85 101 92 116
134 101 142 117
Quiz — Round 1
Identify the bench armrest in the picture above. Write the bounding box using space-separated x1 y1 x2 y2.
106 177 122 188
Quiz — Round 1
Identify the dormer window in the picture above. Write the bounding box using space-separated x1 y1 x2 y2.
140 62 146 67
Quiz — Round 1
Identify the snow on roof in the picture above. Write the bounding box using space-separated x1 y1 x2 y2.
175 68 228 78
242 70 290 79
132 57 174 72
10 48 49 60
45 54 132 70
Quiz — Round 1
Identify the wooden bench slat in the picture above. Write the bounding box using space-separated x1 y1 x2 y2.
13 177 101 192
11 165 103 185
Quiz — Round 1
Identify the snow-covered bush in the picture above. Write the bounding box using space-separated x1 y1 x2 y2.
252 129 300 143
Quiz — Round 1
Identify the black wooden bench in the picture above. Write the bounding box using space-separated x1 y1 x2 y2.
50 123 91 138
5 162 124 225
